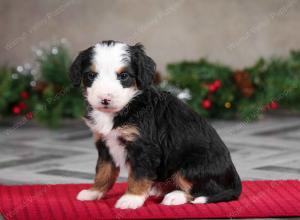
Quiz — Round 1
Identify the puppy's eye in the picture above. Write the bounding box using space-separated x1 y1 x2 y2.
118 72 129 81
87 71 98 80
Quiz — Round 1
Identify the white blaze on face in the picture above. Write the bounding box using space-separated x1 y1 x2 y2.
86 42 138 113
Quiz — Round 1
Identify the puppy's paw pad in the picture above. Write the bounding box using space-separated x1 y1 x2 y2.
77 189 103 201
191 196 207 204
161 190 188 205
115 194 146 209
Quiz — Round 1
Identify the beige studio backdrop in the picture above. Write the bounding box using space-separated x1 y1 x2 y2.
1 0 300 73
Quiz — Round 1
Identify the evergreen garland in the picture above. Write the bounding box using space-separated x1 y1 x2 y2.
1 42 300 126
0 43 85 127
32 44 85 127
166 51 300 120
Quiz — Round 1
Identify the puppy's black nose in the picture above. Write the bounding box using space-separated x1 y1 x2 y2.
101 99 110 106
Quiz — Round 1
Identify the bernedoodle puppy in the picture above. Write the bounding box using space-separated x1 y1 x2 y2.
69 40 242 209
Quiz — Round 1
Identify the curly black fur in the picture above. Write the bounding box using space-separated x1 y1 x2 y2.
113 87 242 202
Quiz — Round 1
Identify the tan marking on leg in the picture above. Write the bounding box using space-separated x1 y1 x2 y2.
92 162 119 193
127 171 152 195
173 172 192 193
117 125 140 142
151 180 177 196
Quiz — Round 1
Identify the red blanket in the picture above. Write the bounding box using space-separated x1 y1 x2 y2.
0 180 299 219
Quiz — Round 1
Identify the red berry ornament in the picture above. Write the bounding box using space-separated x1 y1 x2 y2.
25 112 33 120
20 91 29 99
208 80 222 93
270 101 278 109
202 99 212 109
208 84 217 93
214 80 222 89
12 106 21 115
18 102 27 110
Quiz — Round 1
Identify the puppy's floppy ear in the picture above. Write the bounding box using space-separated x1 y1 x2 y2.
69 47 94 87
130 43 156 89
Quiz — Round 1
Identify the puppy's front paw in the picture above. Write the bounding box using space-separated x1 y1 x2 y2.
115 194 146 209
161 190 188 205
77 189 103 201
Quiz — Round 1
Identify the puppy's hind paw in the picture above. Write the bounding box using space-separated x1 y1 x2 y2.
161 190 188 205
115 194 146 209
77 189 103 201
191 196 208 204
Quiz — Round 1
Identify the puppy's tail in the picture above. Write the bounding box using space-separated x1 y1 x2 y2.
192 189 241 204
210 173 242 203
210 189 241 203
193 172 242 204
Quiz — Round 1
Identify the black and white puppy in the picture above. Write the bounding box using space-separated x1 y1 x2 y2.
69 40 242 209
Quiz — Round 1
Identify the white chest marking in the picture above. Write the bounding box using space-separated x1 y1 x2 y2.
89 110 114 136
87 110 127 170
105 129 127 168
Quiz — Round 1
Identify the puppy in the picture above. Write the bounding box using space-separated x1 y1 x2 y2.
69 40 242 209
